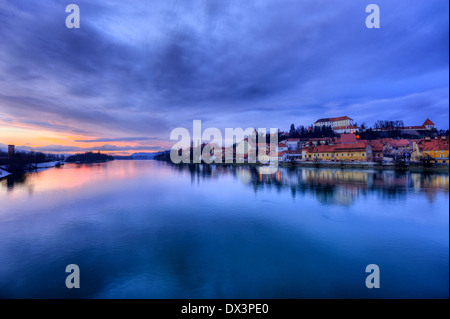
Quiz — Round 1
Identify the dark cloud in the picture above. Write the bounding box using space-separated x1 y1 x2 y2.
75 137 159 143
13 144 164 154
0 0 448 149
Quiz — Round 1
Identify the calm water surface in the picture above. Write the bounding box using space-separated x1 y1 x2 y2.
0 160 448 298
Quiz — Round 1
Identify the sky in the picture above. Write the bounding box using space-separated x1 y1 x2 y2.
0 0 448 155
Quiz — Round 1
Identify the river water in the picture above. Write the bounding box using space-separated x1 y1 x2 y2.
0 160 448 298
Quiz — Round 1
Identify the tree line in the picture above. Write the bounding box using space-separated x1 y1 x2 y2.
284 123 337 139
0 150 64 165
283 121 448 140
65 152 114 163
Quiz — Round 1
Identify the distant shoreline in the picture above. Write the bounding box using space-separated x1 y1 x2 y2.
2 158 448 175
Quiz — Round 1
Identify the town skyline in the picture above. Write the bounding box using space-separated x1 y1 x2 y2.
0 0 448 156
0 116 449 160
0 114 448 156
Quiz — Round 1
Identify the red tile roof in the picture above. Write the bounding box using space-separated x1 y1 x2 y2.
341 134 357 144
383 139 410 148
334 142 368 151
423 118 435 126
393 139 410 147
311 145 336 153
422 141 449 151
401 125 426 130
365 140 384 151
301 146 315 153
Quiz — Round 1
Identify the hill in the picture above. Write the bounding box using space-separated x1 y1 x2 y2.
65 152 114 163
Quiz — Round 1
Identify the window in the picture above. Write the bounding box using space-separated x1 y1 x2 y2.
351 153 354 156
363 153 365 156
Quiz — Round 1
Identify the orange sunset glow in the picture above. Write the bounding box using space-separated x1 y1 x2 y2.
0 121 170 155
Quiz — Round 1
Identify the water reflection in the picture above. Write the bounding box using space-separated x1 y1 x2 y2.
168 164 449 205
0 162 138 193
1 173 29 190
2 162 449 207
0 160 447 298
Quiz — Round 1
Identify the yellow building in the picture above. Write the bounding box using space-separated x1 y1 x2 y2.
422 141 449 164
307 143 372 162
334 143 371 162
309 145 336 161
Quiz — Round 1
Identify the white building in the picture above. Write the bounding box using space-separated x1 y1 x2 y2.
285 150 303 161
285 138 301 150
334 125 359 134
277 142 288 152
314 116 352 128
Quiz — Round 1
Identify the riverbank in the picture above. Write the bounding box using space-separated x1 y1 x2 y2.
0 168 11 179
278 161 450 172
0 161 63 174
155 158 449 173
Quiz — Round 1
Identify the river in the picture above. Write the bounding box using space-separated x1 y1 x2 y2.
0 160 448 298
